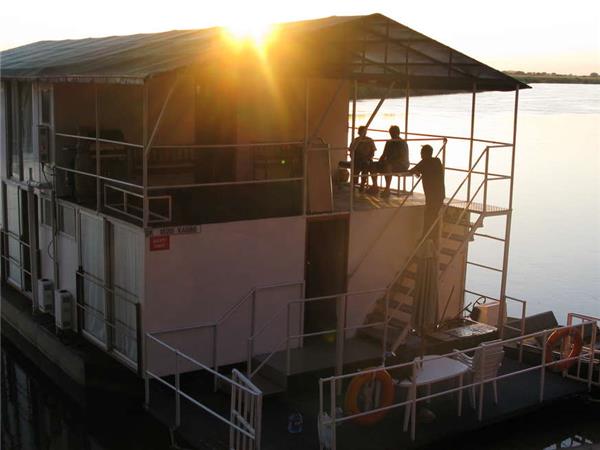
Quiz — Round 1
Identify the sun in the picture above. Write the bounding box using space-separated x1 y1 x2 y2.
222 20 278 50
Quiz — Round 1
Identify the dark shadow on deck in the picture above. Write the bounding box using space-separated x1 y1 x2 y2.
145 355 589 450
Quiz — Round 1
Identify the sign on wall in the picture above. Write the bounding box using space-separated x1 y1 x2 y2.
149 235 170 251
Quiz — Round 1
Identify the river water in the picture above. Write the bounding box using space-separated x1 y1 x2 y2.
356 83 600 322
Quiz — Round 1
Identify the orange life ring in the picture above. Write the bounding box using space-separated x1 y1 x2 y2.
344 368 395 426
545 327 583 372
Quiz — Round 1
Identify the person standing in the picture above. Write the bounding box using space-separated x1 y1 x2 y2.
373 125 409 197
348 126 376 192
410 144 445 240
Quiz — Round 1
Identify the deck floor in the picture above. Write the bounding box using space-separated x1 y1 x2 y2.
146 355 589 450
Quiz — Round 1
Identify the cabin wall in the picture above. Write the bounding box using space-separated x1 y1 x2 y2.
346 206 422 330
143 216 305 375
346 206 468 331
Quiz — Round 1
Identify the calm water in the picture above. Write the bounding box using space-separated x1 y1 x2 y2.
356 84 600 323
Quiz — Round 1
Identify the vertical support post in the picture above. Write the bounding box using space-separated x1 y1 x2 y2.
302 79 310 216
540 329 547 402
144 333 150 409
467 83 476 200
26 188 39 314
175 350 181 427
519 300 526 363
588 322 597 391
350 80 357 213
404 79 410 140
382 292 389 365
498 86 519 338
330 378 337 450
478 349 486 421
483 148 489 212
286 302 291 376
95 84 101 212
335 295 345 394
142 83 149 228
213 324 219 391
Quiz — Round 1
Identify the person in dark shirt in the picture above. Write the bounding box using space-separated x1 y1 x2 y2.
372 125 409 197
410 144 446 240
348 125 377 192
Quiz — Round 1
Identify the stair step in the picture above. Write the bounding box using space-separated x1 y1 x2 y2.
440 247 456 257
358 322 409 347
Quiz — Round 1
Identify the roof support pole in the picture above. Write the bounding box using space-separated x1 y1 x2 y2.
350 80 357 213
95 84 100 212
498 86 520 338
142 74 180 227
404 79 410 139
467 83 477 200
365 81 395 129
302 79 309 216
142 84 149 228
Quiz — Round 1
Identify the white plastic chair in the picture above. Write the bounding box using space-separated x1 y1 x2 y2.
454 339 504 420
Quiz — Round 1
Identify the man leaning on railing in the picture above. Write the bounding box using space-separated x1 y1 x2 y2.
410 144 445 241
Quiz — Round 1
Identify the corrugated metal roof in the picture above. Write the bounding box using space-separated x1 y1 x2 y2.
0 14 528 91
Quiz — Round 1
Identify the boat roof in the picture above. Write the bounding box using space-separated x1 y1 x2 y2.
0 13 528 92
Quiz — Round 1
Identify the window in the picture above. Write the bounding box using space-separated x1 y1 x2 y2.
58 204 76 237
40 87 51 125
41 198 53 227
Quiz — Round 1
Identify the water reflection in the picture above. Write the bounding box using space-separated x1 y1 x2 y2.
1 341 170 450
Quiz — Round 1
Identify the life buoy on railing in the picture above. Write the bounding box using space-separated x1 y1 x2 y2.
545 327 583 372
344 368 395 426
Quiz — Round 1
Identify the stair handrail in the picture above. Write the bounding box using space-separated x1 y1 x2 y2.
348 139 447 279
386 146 491 291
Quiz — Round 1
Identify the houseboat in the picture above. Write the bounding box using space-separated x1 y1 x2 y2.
1 13 598 450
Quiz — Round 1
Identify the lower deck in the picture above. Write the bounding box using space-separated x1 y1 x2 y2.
145 352 593 450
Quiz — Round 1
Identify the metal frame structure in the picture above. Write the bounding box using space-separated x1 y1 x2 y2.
318 313 599 449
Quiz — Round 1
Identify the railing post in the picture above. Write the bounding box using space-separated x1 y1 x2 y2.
330 378 337 450
519 301 526 363
478 349 486 421
213 324 219 392
540 329 548 402
286 302 291 376
144 333 150 410
247 338 253 376
175 350 181 428
588 321 597 391
382 292 389 365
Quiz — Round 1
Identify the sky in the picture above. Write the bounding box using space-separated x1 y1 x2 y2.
1 0 599 75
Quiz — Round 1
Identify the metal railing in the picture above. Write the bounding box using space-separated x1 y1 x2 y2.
150 280 304 389
144 334 262 449
247 287 389 379
318 317 599 449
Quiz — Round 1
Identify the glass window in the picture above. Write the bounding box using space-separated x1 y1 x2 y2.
40 88 51 125
58 204 76 237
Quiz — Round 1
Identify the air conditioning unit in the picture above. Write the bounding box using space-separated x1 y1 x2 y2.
54 289 73 330
37 278 54 313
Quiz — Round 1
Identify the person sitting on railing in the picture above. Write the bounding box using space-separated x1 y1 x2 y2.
410 144 445 241
348 126 377 193
371 125 409 197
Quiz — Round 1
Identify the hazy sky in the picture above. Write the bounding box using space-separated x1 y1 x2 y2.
1 0 599 75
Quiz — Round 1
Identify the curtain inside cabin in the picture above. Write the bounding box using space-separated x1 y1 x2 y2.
6 185 22 288
80 213 106 343
112 224 142 363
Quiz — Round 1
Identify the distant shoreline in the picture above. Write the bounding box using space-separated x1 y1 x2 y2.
503 71 600 85
357 72 600 99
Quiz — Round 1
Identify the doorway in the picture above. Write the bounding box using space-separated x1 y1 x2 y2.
304 215 349 336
